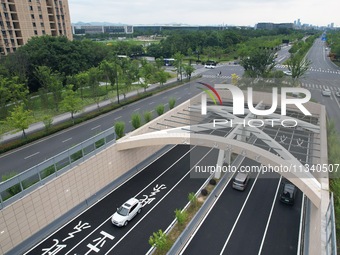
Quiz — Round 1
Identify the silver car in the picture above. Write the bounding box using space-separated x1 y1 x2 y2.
232 172 249 191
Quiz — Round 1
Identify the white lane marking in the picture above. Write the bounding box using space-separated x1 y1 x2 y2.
62 138 72 143
133 108 140 112
257 176 282 255
23 144 179 255
219 171 261 255
332 91 340 109
177 97 181 100
24 152 40 160
114 116 122 120
179 171 236 255
149 102 155 105
64 146 199 255
91 125 101 130
104 148 215 255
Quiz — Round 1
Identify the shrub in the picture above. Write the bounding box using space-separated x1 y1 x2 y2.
114 121 125 139
168 97 176 109
201 189 208 196
155 104 165 116
175 208 187 226
188 192 197 208
209 179 217 186
143 111 152 123
149 229 168 252
131 113 142 129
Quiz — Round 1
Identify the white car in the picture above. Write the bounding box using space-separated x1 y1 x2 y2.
283 70 292 76
321 89 331 96
204 64 216 69
111 198 142 227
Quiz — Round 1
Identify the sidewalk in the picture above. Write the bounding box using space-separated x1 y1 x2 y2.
0 66 207 144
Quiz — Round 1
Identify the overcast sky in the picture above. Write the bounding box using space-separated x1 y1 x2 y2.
69 0 339 27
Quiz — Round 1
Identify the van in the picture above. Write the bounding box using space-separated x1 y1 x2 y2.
232 172 249 191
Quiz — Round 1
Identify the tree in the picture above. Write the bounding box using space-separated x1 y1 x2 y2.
240 49 276 78
60 85 83 123
183 64 195 81
87 67 102 109
139 60 156 92
231 73 239 86
74 71 89 100
121 59 139 99
287 54 311 87
174 52 185 81
155 69 169 86
13 35 109 92
99 60 113 95
4 104 34 139
42 115 53 133
34 66 63 112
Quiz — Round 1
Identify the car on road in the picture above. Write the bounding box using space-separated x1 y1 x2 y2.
280 183 297 205
111 198 142 227
283 70 292 76
336 92 340 98
232 172 249 191
205 60 217 69
321 88 331 96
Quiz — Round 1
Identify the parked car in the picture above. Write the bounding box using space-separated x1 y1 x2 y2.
280 183 297 205
111 198 142 227
335 92 340 98
232 172 249 191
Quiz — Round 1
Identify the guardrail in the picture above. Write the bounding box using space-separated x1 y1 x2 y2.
0 127 116 210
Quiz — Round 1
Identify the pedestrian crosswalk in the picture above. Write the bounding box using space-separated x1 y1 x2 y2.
202 74 239 79
276 65 340 75
202 74 340 92
300 83 340 92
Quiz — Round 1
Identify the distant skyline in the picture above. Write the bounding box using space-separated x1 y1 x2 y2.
69 0 339 27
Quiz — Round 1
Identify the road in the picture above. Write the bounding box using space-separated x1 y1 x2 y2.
181 120 310 255
0 64 244 176
23 116 311 255
301 37 340 130
2 36 336 254
23 143 219 255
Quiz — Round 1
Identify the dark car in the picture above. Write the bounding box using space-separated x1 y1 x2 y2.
280 183 297 205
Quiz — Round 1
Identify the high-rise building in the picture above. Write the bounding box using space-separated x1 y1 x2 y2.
0 0 73 55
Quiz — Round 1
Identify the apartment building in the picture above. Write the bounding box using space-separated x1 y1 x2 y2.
0 0 72 55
